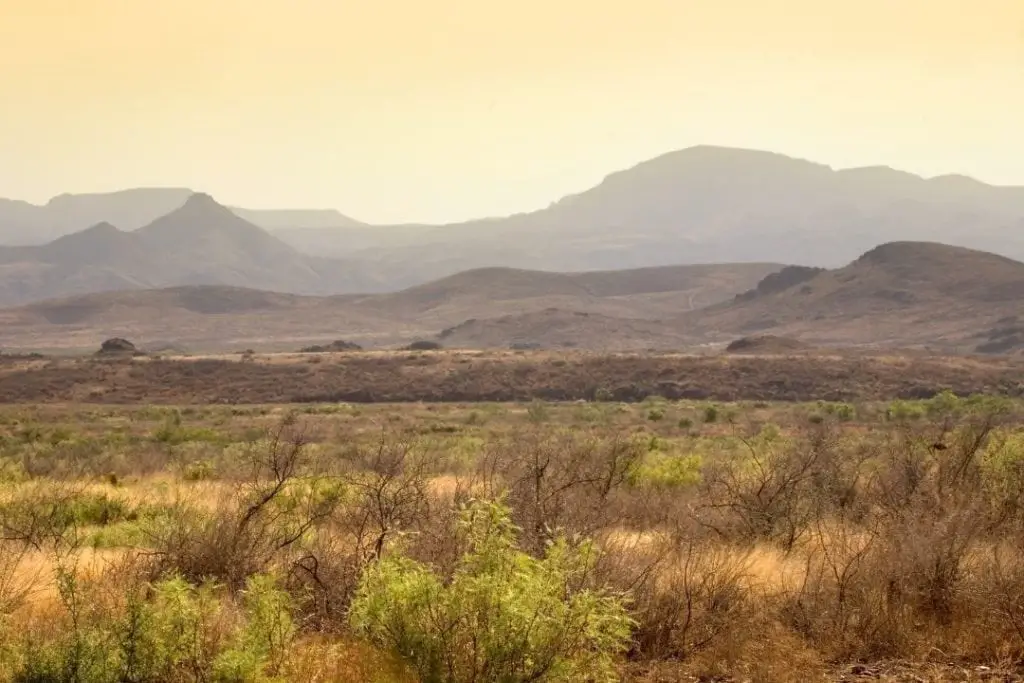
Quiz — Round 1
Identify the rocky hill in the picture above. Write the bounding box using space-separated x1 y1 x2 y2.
684 241 1024 349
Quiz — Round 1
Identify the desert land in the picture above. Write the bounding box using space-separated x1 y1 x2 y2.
1 146 1024 683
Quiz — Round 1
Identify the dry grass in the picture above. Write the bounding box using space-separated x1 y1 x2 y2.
2 395 1024 681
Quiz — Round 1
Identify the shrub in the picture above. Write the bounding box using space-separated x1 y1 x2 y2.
526 400 550 424
349 499 634 683
630 453 702 489
149 417 339 590
10 569 295 683
703 406 719 424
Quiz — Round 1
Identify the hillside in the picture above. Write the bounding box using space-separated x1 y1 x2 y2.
0 285 387 351
2 238 1021 354
0 194 390 306
229 207 365 230
684 241 1024 350
434 309 690 351
368 262 774 309
0 262 781 352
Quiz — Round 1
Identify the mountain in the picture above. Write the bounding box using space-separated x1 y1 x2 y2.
683 241 1024 349
0 194 390 306
5 146 1024 287
229 208 365 230
273 146 1024 275
0 189 364 244
0 189 195 244
0 262 782 352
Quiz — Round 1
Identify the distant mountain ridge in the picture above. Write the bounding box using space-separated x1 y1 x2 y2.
0 193 389 307
271 146 1024 274
0 188 363 245
3 146 1024 291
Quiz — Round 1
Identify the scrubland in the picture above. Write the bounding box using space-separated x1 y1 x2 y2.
1 395 1023 682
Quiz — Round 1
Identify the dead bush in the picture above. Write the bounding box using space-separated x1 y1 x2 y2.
628 535 755 661
289 431 441 628
698 426 839 551
477 430 644 555
977 542 1024 660
148 415 338 590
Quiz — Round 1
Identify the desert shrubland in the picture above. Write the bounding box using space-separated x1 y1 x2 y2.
0 394 1022 681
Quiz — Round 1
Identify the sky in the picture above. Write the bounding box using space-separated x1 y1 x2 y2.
1 0 1023 224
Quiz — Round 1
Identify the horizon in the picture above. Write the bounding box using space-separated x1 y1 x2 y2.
3 0 1022 223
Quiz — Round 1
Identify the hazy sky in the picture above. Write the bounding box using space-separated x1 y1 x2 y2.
2 0 1023 223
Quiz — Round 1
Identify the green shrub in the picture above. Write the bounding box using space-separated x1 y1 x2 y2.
10 570 295 683
886 400 926 422
630 453 702 489
526 401 550 424
153 412 225 446
213 574 296 682
703 405 719 424
349 499 634 683
65 492 133 527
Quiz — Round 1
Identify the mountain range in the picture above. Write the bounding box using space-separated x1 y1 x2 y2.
0 240 1021 355
2 146 1024 302
274 147 1024 277
0 188 363 245
1 144 1022 355
0 193 394 307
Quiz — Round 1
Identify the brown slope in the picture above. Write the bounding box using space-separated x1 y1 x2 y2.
0 286 389 352
435 308 689 351
684 241 1024 349
361 262 782 322
0 262 780 352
